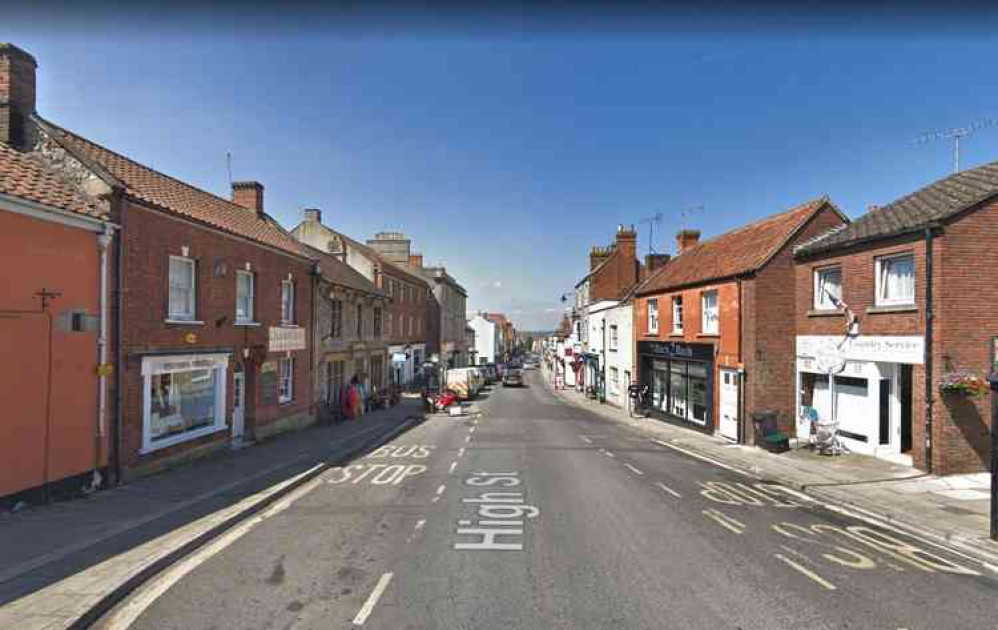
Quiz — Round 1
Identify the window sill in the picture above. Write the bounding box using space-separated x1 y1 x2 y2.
234 320 261 327
278 399 294 405
866 304 918 314
696 333 720 339
669 331 684 338
140 422 228 454
165 319 204 326
278 323 300 328
807 308 844 318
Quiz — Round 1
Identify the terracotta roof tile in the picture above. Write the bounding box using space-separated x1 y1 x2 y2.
0 143 107 219
638 197 833 295
798 160 998 255
42 120 306 258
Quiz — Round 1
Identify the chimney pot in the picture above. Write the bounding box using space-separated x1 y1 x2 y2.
409 253 423 268
0 43 38 149
231 181 264 216
676 229 701 255
303 208 322 223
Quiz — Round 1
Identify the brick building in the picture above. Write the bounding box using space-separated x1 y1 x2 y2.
794 164 998 473
0 44 116 500
634 198 847 443
292 216 430 386
3 43 319 479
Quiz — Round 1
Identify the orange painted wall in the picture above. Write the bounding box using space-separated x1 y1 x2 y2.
0 209 105 497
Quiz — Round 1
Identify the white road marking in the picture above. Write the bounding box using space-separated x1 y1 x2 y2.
458 447 466 457
651 439 760 478
436 484 447 496
432 495 441 503
469 426 476 434
702 508 746 534
465 435 471 443
580 436 593 444
353 572 394 625
414 519 426 532
448 461 458 474
655 482 682 498
774 553 837 590
599 448 615 458
623 463 644 476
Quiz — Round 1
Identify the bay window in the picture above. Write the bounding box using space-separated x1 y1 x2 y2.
875 254 915 306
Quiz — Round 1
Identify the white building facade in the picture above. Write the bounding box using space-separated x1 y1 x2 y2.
468 314 499 365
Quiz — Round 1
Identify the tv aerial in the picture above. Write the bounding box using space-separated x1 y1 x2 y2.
679 205 704 232
913 118 996 173
638 211 663 253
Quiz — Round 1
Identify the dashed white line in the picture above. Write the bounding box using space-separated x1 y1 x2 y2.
623 463 644 476
448 461 458 474
651 439 760 479
469 426 476 434
465 435 471 443
436 484 447 496
580 436 593 444
431 495 441 503
774 554 837 590
457 447 466 457
655 482 682 498
352 572 394 625
414 519 426 532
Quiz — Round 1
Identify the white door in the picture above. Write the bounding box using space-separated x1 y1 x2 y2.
719 369 739 441
232 370 245 447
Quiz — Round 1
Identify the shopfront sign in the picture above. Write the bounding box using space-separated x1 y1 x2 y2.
268 326 306 352
141 353 230 376
638 340 714 362
796 335 924 365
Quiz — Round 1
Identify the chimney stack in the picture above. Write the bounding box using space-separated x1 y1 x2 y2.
615 224 638 287
644 253 671 277
303 208 322 223
408 254 423 268
0 44 38 149
676 229 701 255
231 181 264 216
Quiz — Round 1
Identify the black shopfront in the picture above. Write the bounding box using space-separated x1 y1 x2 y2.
637 341 715 431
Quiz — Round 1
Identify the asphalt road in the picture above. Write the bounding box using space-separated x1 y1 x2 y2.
102 370 998 630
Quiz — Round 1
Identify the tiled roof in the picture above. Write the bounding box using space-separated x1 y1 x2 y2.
798 161 998 256
301 243 382 296
325 228 430 288
0 143 107 219
40 119 307 258
637 197 835 295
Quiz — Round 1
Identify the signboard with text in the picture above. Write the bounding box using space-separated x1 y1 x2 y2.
268 326 306 352
796 335 925 365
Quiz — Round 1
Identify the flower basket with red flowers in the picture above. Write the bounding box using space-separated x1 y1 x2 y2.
939 370 989 398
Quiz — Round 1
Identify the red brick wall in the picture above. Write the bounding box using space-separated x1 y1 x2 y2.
119 202 314 472
381 267 429 347
591 232 639 302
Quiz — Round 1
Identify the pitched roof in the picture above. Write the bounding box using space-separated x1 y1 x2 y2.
637 197 837 295
0 143 108 219
798 161 998 256
39 118 307 258
300 243 381 296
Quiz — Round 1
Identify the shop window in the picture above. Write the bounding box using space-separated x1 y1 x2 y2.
281 280 295 324
672 296 683 334
813 266 842 310
235 270 254 323
168 256 196 321
701 291 719 334
648 299 659 334
279 357 294 403
143 354 228 452
875 254 915 306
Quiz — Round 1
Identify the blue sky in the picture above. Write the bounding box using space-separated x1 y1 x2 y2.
8 11 998 330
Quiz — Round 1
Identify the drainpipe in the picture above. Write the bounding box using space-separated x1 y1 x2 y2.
91 222 113 491
112 196 125 486
310 262 319 422
924 226 936 473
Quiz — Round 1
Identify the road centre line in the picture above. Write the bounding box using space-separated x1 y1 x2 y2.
465 435 471 443
469 426 476 434
580 436 593 444
436 484 447 496
352 572 394 625
414 519 426 532
655 482 682 498
651 439 760 479
774 554 837 590
458 447 466 457
599 448 615 458
623 463 644 476
449 461 458 474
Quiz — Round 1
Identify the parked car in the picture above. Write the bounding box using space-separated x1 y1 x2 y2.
522 361 535 371
503 369 524 387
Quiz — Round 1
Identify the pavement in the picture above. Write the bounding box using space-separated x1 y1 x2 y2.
68 370 998 630
546 370 998 563
0 397 425 630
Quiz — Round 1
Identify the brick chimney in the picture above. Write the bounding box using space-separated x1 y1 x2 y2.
408 254 423 268
589 246 611 271
231 181 264 216
303 208 322 223
676 229 701 255
643 253 671 277
0 44 38 149
615 224 638 288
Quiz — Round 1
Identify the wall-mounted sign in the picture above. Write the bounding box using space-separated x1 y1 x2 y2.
796 335 924 366
184 332 198 344
269 326 306 352
638 341 714 362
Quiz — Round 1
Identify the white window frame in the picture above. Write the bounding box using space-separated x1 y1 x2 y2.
672 296 684 334
281 280 295 325
168 256 197 321
875 253 915 306
701 291 719 335
278 357 294 403
141 353 229 454
648 299 659 334
609 324 618 351
235 270 255 323
813 265 843 311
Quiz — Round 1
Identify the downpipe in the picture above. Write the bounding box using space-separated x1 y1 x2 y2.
86 222 113 494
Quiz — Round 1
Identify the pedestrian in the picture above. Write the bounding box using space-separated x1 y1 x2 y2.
358 375 367 417
348 376 361 420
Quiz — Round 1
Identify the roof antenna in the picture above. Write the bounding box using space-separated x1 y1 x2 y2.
638 211 663 253
679 204 704 233
226 151 233 186
913 118 996 173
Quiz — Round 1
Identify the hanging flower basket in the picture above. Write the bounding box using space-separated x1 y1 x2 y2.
938 371 989 398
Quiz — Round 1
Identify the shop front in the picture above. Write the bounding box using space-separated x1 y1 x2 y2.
796 335 922 465
583 352 602 400
141 353 231 454
638 341 714 431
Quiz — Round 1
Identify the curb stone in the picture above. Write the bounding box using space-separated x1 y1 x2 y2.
72 413 425 630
